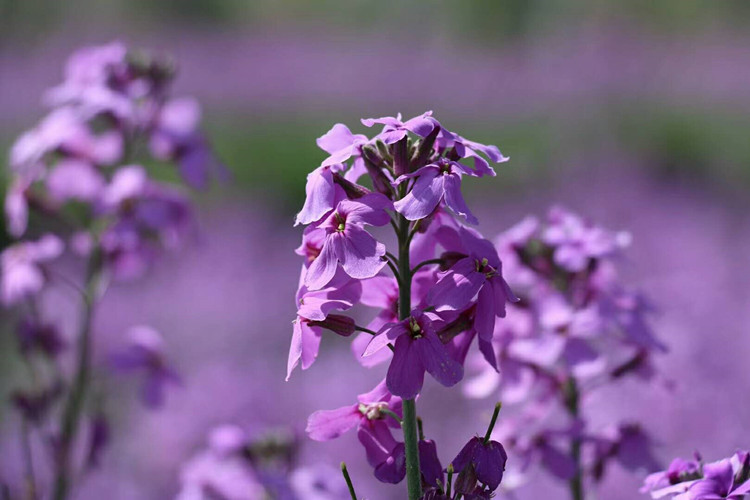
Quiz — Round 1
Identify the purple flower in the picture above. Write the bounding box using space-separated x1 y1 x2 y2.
99 165 192 280
46 158 105 203
434 127 508 177
287 270 361 379
451 436 508 492
304 193 392 290
686 459 750 499
4 176 30 237
10 107 122 174
419 439 444 488
361 111 439 144
307 381 406 483
295 168 347 226
643 453 750 499
150 97 224 189
1 235 63 306
393 158 481 224
541 205 631 273
317 123 369 174
365 310 463 399
177 426 267 500
109 325 180 408
427 226 517 349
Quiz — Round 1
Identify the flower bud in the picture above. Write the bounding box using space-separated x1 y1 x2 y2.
410 125 440 171
392 136 410 177
309 314 356 337
361 146 394 198
332 172 371 199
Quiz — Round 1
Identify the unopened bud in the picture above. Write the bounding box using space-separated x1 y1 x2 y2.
361 146 394 198
333 172 371 199
309 314 356 337
410 125 440 171
393 137 410 177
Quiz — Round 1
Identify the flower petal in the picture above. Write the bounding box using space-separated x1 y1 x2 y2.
306 405 360 441
386 335 425 399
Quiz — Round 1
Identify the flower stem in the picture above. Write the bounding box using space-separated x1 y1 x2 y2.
563 378 584 500
341 462 358 500
53 251 103 500
483 402 502 444
396 210 422 500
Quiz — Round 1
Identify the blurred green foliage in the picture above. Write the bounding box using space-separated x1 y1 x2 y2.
2 0 750 43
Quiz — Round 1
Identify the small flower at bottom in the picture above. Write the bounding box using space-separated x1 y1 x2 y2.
451 436 508 494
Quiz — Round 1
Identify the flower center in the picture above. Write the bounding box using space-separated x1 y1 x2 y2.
475 257 497 278
358 402 388 420
409 317 423 339
334 213 346 232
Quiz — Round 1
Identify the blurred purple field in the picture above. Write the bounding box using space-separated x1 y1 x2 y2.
1 2 749 499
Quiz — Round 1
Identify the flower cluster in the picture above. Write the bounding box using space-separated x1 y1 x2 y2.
177 425 350 499
462 207 667 494
0 42 218 498
291 112 513 498
641 451 750 499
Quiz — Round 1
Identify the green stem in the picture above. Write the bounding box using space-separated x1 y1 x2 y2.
396 210 422 500
341 462 358 500
483 402 502 444
53 252 103 500
564 378 584 500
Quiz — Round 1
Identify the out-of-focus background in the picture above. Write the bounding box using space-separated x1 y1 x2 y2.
1 1 749 498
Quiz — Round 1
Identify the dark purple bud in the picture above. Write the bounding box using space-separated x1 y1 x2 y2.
333 172 371 199
451 437 507 492
308 314 356 337
361 146 394 198
419 439 444 488
393 137 410 177
17 317 66 358
87 414 110 469
410 125 440 171
11 382 64 424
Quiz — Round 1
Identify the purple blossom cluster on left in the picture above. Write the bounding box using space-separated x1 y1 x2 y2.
0 42 221 499
291 112 514 499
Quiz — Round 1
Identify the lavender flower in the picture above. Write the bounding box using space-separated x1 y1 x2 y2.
109 325 180 408
365 310 463 399
304 193 392 290
1 235 63 306
641 451 750 499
